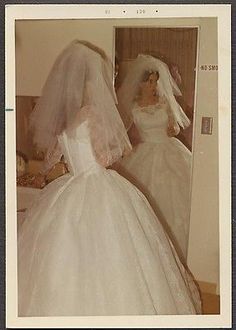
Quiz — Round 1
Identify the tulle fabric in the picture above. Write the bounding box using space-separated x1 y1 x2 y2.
18 122 201 316
18 171 200 316
117 104 192 260
29 40 131 173
117 54 190 130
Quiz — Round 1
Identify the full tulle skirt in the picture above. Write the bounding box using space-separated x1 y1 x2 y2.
18 167 201 316
117 137 192 260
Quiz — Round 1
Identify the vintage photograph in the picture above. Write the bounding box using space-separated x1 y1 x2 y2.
5 4 231 328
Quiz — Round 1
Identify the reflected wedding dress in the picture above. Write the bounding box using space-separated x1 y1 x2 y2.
118 101 192 260
18 119 200 316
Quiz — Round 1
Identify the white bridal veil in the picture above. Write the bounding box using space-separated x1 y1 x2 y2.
29 40 132 171
117 54 191 130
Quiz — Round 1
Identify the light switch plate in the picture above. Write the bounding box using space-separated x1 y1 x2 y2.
201 117 213 135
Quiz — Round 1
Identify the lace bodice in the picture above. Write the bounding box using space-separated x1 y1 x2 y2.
58 120 102 176
132 102 170 143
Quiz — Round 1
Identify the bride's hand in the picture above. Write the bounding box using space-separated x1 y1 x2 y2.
122 146 132 157
167 118 180 137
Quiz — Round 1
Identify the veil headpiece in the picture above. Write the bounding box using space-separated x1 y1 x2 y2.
117 54 190 130
30 40 131 170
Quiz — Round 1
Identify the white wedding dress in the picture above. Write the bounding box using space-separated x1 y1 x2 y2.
18 120 201 316
118 102 192 260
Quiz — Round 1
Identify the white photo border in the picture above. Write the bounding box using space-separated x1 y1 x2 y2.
5 4 231 328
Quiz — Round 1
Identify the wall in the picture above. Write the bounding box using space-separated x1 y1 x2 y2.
15 17 219 290
16 19 114 96
187 18 219 290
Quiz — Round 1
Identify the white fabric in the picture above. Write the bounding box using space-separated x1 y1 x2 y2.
29 40 131 174
18 121 201 316
118 103 192 260
117 54 190 130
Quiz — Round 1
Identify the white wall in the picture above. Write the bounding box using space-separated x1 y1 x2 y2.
15 17 219 290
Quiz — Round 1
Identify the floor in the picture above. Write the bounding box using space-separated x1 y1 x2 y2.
201 292 220 314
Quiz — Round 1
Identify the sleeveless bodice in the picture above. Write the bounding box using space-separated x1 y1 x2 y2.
132 103 170 143
58 120 102 176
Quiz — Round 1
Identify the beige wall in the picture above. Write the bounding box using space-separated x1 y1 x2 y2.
16 19 114 96
187 18 219 289
16 18 219 290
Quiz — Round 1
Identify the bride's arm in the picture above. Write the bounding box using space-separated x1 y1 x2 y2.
163 96 181 137
41 141 63 173
89 120 131 168
128 122 142 146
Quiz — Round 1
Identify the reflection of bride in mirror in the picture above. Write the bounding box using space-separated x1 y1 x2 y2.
117 54 192 261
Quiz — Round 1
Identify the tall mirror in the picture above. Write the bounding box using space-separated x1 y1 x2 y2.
114 27 198 261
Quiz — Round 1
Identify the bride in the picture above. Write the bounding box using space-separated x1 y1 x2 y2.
116 54 192 261
18 41 201 316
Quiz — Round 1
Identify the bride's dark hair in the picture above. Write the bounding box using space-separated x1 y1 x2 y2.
141 70 160 82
